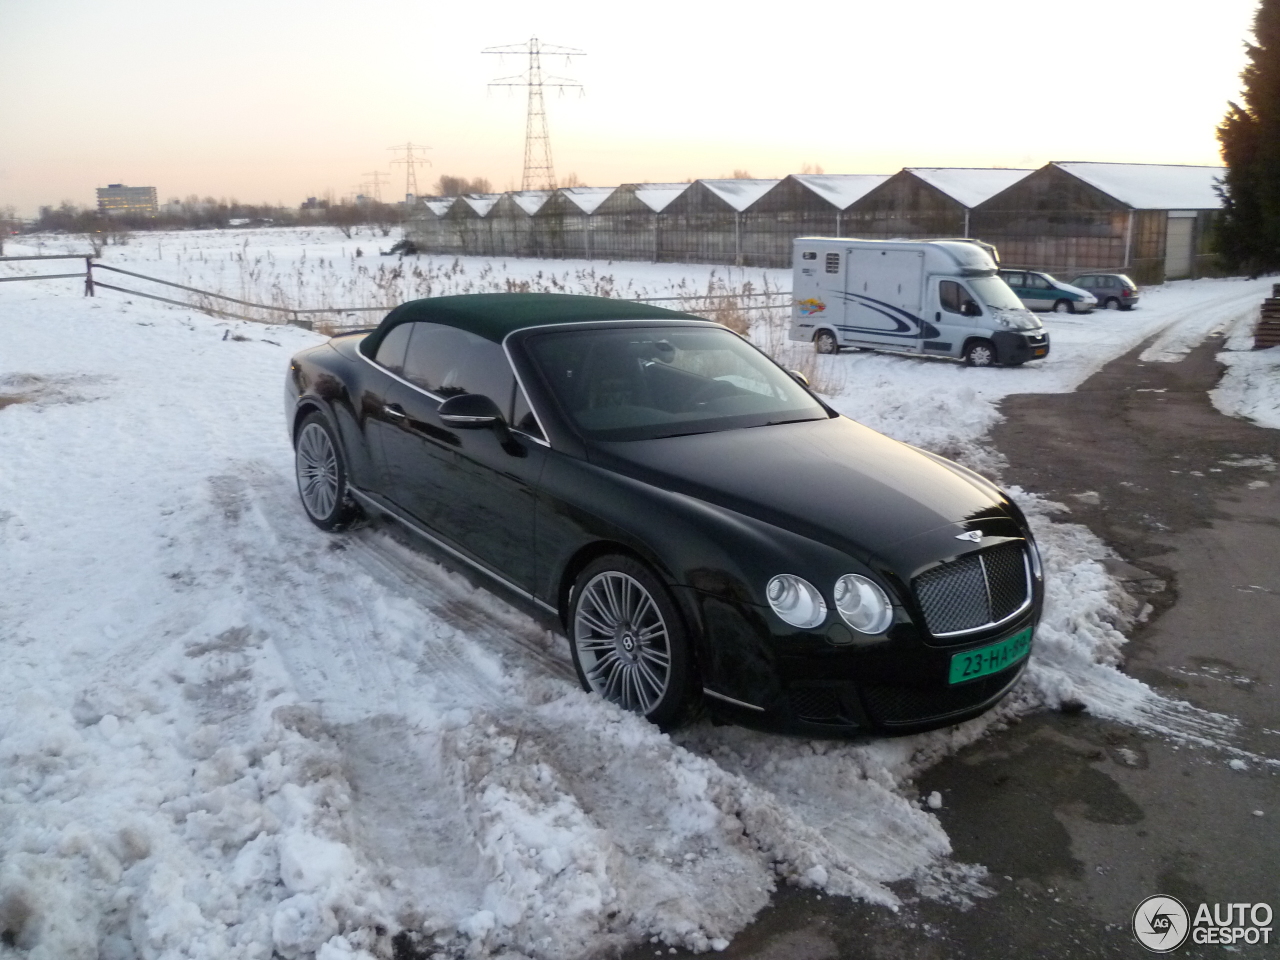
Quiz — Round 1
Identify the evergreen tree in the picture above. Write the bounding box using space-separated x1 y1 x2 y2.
1217 0 1280 273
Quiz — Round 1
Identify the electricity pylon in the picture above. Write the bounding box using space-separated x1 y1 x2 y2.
363 170 390 203
389 143 432 200
483 38 584 191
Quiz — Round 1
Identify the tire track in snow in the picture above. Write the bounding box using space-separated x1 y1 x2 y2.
188 463 982 954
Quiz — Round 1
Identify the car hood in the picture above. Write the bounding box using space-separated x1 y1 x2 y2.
592 416 1010 561
1057 281 1094 300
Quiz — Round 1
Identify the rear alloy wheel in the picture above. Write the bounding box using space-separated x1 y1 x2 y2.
1104 297 1121 311
295 413 361 531
569 555 694 729
1053 299 1074 314
963 339 997 368
813 330 839 354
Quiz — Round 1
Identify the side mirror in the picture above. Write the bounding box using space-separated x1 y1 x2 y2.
438 393 504 428
788 370 811 388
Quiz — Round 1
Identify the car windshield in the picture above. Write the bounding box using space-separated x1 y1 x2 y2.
968 276 1027 311
526 326 830 441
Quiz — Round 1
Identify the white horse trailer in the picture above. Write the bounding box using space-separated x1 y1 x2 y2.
790 238 1050 367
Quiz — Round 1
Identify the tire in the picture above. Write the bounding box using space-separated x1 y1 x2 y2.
1052 300 1074 314
1104 297 1121 311
568 555 696 729
294 412 361 531
813 330 839 354
963 339 997 368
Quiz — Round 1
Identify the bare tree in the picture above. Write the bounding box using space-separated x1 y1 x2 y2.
433 175 493 196
0 205 16 255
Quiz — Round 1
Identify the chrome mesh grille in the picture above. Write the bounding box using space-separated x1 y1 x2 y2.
913 541 1029 637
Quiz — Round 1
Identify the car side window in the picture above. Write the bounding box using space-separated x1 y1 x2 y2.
1003 271 1025 287
402 322 514 405
1102 276 1116 288
939 280 963 314
1027 274 1052 290
374 323 413 376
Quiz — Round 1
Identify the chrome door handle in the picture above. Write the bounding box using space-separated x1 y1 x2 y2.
383 404 406 421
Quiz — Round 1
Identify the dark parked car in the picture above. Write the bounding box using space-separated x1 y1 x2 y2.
286 294 1044 736
1069 273 1139 311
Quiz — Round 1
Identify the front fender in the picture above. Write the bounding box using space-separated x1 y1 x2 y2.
285 346 381 491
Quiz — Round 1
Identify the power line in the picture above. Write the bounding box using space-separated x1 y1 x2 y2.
483 37 584 192
389 143 432 201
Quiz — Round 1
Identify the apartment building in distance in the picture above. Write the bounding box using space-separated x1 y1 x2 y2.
96 184 158 217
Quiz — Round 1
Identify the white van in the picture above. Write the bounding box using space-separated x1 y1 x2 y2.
790 238 1050 367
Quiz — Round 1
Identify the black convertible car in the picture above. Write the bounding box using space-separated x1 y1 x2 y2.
285 293 1043 736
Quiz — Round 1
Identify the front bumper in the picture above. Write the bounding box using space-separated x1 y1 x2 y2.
684 588 1040 738
993 330 1051 364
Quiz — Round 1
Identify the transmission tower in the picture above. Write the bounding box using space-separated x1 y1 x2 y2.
389 143 432 200
363 170 390 203
483 37 584 191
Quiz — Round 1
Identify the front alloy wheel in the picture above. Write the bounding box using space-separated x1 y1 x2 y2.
1053 299 1074 314
569 557 693 728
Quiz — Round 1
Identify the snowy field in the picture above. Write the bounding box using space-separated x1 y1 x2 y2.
1 228 1277 960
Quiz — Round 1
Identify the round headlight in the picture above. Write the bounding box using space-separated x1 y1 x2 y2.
833 574 894 634
766 574 827 629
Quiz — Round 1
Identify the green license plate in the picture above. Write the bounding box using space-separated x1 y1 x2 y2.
949 627 1033 684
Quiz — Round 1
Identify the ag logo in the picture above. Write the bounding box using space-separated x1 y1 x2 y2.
1133 895 1190 952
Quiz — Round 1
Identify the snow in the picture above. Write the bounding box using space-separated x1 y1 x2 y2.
697 180 781 212
419 199 454 217
1053 162 1224 211
904 168 1034 209
0 227 1274 960
631 183 693 213
559 187 616 215
791 174 892 210
460 194 504 216
508 191 553 216
1212 310 1280 430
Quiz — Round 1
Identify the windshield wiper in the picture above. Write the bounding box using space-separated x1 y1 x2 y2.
748 416 825 429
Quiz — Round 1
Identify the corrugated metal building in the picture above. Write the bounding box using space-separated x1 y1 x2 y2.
528 187 614 259
969 162 1224 284
841 168 1033 239
655 179 780 265
586 183 692 262
731 175 890 267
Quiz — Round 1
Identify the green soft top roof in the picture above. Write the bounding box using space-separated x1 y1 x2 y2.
373 292 702 345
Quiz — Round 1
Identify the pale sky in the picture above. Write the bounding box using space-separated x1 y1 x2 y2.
0 0 1260 216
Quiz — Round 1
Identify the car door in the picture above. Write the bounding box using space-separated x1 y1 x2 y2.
379 321 546 590
1024 273 1055 309
929 278 979 356
843 247 926 351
